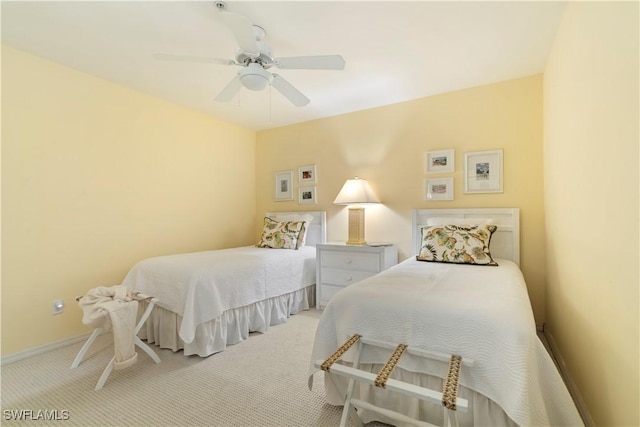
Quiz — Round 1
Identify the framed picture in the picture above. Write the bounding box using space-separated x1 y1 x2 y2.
298 186 317 204
425 177 454 201
299 165 317 184
425 149 455 173
274 171 294 201
464 149 504 194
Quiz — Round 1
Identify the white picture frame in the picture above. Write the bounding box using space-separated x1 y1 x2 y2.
298 165 317 184
464 149 504 194
425 177 454 201
298 186 317 204
275 170 294 201
425 149 455 173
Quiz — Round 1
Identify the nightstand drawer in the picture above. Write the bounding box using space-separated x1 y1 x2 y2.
321 267 376 287
320 251 379 272
320 284 347 307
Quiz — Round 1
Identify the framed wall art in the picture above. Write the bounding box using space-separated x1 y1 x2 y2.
298 186 317 204
298 165 317 184
274 170 294 201
425 149 455 173
425 177 454 201
464 149 503 194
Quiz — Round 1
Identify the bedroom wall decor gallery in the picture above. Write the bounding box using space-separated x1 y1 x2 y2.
298 164 317 204
424 149 455 201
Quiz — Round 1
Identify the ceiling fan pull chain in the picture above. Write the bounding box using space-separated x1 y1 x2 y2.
268 85 272 122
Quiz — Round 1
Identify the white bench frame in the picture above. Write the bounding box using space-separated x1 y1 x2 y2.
315 335 473 427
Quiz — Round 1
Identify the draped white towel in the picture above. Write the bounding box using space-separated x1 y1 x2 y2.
78 286 139 370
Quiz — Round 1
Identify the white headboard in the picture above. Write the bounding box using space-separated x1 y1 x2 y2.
412 208 520 265
264 211 327 247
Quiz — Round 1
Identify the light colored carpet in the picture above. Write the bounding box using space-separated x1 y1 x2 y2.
1 309 349 426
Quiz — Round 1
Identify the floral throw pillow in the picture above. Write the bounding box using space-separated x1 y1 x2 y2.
256 217 306 250
416 224 498 266
272 214 314 247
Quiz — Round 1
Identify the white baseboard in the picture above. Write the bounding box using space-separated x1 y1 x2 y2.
0 332 93 366
544 329 595 427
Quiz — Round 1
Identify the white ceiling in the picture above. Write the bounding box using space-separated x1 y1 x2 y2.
1 1 567 131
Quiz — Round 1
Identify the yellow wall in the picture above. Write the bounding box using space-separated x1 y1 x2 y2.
257 75 547 323
544 2 639 426
1 47 257 355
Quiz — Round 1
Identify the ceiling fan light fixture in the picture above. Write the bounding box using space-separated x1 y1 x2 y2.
239 63 273 91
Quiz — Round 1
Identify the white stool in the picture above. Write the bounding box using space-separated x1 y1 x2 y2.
71 292 161 390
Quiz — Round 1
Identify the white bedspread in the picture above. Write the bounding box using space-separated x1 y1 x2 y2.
309 257 583 426
122 246 316 343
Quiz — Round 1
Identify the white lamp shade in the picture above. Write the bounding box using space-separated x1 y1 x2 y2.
333 178 380 205
240 63 273 91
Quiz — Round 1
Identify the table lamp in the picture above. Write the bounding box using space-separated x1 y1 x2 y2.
333 177 380 245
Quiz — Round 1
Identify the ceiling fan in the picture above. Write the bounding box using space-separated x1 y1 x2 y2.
153 1 345 107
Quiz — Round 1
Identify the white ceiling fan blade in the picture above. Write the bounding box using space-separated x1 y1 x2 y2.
271 74 310 107
274 55 345 70
221 11 260 57
214 75 243 102
153 53 235 66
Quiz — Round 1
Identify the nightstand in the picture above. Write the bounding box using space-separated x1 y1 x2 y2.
316 243 398 309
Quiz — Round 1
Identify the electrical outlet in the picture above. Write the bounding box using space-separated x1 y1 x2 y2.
52 299 64 315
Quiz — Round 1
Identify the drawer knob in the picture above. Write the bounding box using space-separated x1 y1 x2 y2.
345 259 352 264
346 276 352 281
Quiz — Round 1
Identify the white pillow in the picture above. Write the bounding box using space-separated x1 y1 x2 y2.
426 217 494 226
271 213 314 247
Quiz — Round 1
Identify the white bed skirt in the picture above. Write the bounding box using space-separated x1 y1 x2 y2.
138 285 315 357
323 365 517 427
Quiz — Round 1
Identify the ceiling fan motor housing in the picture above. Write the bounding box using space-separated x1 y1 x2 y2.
236 41 273 67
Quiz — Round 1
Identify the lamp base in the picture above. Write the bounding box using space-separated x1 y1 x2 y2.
346 206 366 246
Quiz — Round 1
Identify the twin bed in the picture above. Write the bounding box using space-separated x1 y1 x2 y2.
122 211 326 357
309 208 583 426
123 207 581 426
